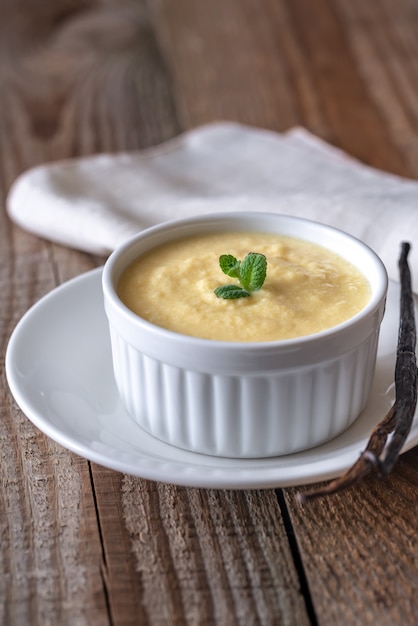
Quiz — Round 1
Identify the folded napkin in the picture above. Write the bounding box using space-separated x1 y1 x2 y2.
7 122 418 290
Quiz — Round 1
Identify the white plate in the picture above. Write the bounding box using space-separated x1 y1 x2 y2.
5 268 418 489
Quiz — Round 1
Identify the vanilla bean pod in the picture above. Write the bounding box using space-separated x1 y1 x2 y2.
298 242 416 503
380 242 417 474
297 404 397 503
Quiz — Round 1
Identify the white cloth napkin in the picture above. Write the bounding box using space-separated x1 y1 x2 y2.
7 121 418 290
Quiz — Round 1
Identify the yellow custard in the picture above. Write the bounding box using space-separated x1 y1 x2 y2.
117 232 371 342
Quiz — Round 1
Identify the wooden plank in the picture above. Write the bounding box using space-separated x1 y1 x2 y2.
152 0 302 131
153 0 407 172
285 450 418 625
0 225 109 625
98 473 311 626
335 0 418 176
0 137 109 624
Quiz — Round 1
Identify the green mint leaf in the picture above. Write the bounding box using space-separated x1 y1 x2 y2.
219 254 241 278
214 251 268 299
214 285 250 299
239 253 267 291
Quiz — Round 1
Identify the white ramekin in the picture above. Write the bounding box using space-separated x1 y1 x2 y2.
102 212 388 458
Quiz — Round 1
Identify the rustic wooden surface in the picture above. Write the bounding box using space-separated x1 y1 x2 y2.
2 1 418 624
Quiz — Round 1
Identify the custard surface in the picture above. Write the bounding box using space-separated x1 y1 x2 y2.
118 232 371 342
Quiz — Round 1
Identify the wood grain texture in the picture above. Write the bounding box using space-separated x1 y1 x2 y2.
153 0 409 172
118 480 309 625
286 451 418 626
2 0 418 624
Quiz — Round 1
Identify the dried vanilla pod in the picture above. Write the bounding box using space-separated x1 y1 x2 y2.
380 242 417 474
298 242 417 503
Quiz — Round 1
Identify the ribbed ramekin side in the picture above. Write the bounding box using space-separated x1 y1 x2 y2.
306 328 380 447
108 326 380 458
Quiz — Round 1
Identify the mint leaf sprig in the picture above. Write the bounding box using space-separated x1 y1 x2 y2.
214 252 267 299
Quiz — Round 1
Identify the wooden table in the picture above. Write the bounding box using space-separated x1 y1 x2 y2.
2 1 418 624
